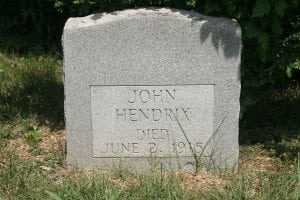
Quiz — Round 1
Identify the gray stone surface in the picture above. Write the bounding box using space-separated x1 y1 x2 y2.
91 85 214 158
63 8 242 171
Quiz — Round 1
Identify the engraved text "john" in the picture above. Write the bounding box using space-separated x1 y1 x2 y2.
128 89 175 103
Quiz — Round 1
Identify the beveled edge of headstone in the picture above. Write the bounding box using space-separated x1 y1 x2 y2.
64 7 239 30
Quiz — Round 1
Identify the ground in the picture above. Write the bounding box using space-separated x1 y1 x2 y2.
1 127 298 199
0 52 299 199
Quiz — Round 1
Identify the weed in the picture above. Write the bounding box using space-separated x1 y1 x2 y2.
0 151 48 199
23 125 41 145
174 111 228 172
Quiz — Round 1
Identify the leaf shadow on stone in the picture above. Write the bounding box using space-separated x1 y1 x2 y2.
158 8 242 59
198 20 241 59
155 8 242 59
90 13 104 20
88 7 241 60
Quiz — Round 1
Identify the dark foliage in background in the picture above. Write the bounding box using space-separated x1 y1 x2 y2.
0 0 65 52
0 0 299 114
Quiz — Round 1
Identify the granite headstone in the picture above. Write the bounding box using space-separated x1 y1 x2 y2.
63 8 242 170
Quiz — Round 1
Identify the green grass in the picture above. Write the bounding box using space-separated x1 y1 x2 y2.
0 52 64 128
0 52 299 199
0 147 298 199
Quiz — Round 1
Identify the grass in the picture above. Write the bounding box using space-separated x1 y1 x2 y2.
0 52 64 128
0 142 298 199
0 52 299 199
241 81 300 161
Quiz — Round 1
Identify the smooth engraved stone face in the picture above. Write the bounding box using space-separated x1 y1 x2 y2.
91 85 214 158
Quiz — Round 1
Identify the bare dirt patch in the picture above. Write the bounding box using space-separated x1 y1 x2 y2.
1 127 295 195
179 170 226 192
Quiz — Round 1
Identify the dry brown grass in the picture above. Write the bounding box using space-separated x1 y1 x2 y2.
0 127 297 196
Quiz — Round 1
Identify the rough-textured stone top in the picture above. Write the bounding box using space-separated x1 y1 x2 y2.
64 8 238 30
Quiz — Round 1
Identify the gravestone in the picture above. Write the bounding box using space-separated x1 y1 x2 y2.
63 8 242 171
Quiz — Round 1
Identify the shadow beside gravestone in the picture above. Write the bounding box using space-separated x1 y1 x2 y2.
240 81 300 159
